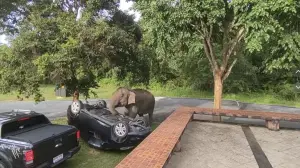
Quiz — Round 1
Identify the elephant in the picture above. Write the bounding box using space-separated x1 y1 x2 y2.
108 87 155 125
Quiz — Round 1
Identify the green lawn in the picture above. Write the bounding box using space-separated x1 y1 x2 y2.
52 117 160 168
0 82 300 108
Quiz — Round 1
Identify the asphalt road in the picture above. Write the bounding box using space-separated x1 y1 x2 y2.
1 97 300 128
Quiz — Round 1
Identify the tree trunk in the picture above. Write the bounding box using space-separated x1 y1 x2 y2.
213 72 223 121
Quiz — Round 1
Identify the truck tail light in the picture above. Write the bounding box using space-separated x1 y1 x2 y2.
18 117 30 121
76 130 80 140
24 150 34 164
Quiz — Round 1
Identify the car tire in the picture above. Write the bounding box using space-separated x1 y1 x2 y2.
0 161 6 168
70 100 83 116
113 121 129 139
0 152 12 168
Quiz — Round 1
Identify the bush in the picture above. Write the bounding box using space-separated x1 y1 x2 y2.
268 83 298 101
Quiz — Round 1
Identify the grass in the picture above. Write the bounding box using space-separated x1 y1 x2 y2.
52 117 160 168
0 79 300 108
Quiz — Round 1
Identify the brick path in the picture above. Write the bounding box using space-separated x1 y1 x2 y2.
115 107 193 168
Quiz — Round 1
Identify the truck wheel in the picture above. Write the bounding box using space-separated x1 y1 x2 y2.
0 161 6 168
0 152 12 168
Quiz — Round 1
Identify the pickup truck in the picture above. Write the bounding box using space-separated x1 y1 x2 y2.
0 110 80 168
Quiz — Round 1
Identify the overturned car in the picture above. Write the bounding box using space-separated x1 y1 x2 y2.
67 99 152 150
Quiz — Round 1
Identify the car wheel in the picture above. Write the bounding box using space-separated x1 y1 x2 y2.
70 100 83 115
0 160 11 168
0 153 12 168
96 100 107 108
113 121 128 138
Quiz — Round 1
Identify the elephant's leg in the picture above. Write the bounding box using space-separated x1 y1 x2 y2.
128 105 138 119
109 107 119 116
108 103 119 116
124 108 129 116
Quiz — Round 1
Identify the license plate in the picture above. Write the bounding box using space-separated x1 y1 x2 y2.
53 153 63 164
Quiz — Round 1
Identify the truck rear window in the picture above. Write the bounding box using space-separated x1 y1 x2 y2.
1 115 51 137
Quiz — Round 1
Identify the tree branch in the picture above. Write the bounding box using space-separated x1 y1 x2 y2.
193 22 217 71
203 39 214 70
222 58 237 81
208 25 213 40
200 21 209 37
199 19 218 70
222 27 245 70
227 27 245 59
205 38 218 70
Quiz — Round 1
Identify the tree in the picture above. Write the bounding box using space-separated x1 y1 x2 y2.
134 0 298 111
0 0 144 101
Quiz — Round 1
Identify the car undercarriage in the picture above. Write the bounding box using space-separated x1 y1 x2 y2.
67 99 152 150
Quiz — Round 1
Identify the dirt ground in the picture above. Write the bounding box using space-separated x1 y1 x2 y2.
166 121 300 168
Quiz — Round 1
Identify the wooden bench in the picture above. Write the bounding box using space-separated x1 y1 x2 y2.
115 106 300 168
190 107 300 131
115 107 194 168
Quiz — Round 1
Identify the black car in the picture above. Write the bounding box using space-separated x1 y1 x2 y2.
0 110 80 168
67 99 152 150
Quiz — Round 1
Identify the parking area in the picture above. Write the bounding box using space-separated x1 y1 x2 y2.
166 121 300 168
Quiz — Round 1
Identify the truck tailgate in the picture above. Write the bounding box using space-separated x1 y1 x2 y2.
8 124 73 143
6 124 78 166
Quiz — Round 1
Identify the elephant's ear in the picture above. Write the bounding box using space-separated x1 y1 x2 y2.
128 91 136 104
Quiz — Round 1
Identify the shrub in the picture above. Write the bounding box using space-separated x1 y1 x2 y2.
270 83 297 101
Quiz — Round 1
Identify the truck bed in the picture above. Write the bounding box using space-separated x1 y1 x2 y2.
5 124 74 144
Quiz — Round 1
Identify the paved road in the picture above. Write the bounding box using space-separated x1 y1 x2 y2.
1 97 300 128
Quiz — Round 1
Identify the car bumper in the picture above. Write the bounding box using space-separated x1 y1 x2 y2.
35 145 81 168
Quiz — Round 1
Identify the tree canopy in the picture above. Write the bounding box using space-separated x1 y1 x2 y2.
134 0 300 109
0 0 299 105
0 0 148 101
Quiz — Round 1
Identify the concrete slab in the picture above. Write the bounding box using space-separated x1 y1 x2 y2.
166 121 300 168
166 122 257 168
251 126 300 168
